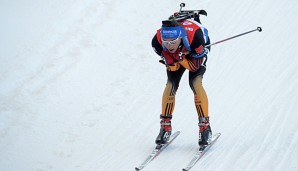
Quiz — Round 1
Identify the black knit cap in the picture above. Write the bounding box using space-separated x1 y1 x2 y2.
162 19 180 27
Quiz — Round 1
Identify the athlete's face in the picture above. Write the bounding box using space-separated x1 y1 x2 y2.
162 37 182 53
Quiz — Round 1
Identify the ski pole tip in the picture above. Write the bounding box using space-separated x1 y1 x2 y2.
257 27 262 32
180 3 185 7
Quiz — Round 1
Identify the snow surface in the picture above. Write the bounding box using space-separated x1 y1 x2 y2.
1 0 298 171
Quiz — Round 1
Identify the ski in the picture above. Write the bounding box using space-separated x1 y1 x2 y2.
182 133 221 171
135 131 181 171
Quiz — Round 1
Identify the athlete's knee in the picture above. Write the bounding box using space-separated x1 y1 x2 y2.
189 75 203 94
167 78 180 94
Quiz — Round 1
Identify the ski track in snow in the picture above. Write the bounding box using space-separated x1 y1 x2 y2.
1 0 298 171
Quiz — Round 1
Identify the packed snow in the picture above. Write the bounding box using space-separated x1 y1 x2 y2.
1 0 298 170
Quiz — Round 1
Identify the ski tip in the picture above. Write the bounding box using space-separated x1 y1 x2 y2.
171 131 181 136
215 132 221 136
213 133 221 139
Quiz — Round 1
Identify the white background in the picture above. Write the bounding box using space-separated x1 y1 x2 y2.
1 0 298 170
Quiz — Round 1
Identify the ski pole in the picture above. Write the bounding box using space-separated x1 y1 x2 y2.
205 27 262 48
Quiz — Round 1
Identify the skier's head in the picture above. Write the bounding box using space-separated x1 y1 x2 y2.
161 20 182 53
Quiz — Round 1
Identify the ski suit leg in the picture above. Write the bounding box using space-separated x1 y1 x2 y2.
189 65 208 117
161 66 186 116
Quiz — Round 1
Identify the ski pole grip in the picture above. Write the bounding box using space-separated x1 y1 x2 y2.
257 27 262 32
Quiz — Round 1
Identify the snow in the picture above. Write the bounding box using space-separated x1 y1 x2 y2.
1 0 298 170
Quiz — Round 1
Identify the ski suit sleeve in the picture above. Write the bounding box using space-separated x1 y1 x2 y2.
180 29 210 71
190 29 209 58
151 34 163 56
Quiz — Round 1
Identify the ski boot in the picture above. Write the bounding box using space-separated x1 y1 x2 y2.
155 115 172 145
198 117 212 146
